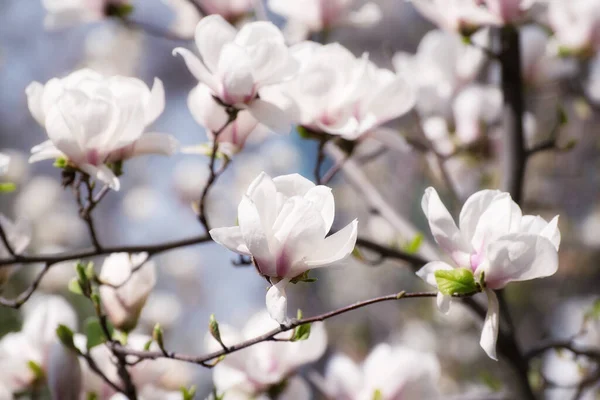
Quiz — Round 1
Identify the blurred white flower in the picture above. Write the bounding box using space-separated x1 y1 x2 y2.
173 16 298 133
162 0 202 39
210 172 358 323
27 69 177 190
185 83 259 156
14 176 62 221
47 341 82 400
122 185 160 221
205 311 327 398
197 0 254 22
266 41 414 140
315 343 440 399
172 158 210 204
268 0 382 42
417 187 560 359
0 214 31 287
547 0 600 55
84 24 142 76
140 290 183 329
41 0 130 29
0 150 30 185
99 253 156 332
393 29 486 117
0 153 9 175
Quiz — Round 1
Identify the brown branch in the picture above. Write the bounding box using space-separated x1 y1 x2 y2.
314 137 328 184
525 340 600 361
355 238 428 268
0 263 51 308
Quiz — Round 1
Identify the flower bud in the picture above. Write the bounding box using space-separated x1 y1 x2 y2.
47 341 82 400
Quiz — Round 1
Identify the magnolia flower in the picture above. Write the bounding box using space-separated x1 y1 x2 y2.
47 341 82 400
206 311 327 398
417 187 560 359
210 172 358 323
393 29 486 117
315 344 440 400
268 0 382 42
185 83 259 156
99 253 156 332
197 0 254 22
26 69 177 190
162 0 202 39
173 16 298 133
41 0 130 29
547 0 600 55
0 215 31 288
265 41 414 140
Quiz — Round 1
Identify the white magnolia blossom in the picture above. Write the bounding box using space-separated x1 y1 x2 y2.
0 215 31 287
173 16 298 133
417 187 560 359
162 0 202 39
206 311 327 398
410 0 535 33
265 41 414 140
315 344 441 400
547 0 600 54
393 29 485 118
99 253 156 332
268 0 382 42
0 295 77 395
41 0 128 29
197 0 254 22
185 83 259 156
26 69 177 190
210 172 358 323
47 341 82 400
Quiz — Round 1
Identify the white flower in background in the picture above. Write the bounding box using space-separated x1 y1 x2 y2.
42 0 130 29
47 341 82 400
162 0 202 39
393 29 486 117
210 172 358 323
99 253 156 332
197 0 254 22
417 187 560 359
547 0 600 55
265 41 414 140
268 0 381 42
173 16 299 133
585 54 600 105
0 215 31 288
26 69 177 190
205 311 327 398
185 83 259 156
315 344 440 399
0 153 9 175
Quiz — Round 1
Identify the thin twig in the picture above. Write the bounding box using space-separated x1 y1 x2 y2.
0 263 51 308
525 340 600 361
314 137 328 184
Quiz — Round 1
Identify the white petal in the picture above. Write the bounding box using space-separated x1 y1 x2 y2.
238 195 275 276
480 288 499 361
470 191 522 251
459 189 504 243
272 174 315 197
194 15 237 73
245 171 278 232
248 99 292 134
279 377 311 400
29 140 65 163
144 78 165 126
123 133 179 159
437 292 451 314
209 226 251 256
305 219 358 267
172 48 220 94
266 279 290 324
415 260 454 288
520 215 561 251
79 164 120 191
346 3 382 27
485 233 558 289
303 185 335 233
217 43 255 103
26 82 46 126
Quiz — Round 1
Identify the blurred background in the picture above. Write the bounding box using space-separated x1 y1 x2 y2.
1 0 600 399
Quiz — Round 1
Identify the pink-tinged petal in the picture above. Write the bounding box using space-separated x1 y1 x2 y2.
437 292 451 314
480 288 499 361
238 195 275 276
303 185 335 233
209 226 251 256
266 278 290 324
485 233 558 289
346 3 382 27
272 174 315 197
248 99 292 133
79 164 120 191
304 219 358 268
194 15 237 73
416 260 454 288
26 82 46 126
422 187 471 263
217 43 255 104
485 0 524 22
114 133 179 160
144 78 165 126
172 48 221 94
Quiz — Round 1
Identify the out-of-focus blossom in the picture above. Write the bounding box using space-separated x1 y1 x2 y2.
266 41 414 140
585 53 600 104
393 29 485 117
47 341 82 400
140 291 183 329
99 253 156 332
14 176 62 221
173 16 298 133
162 0 202 39
210 172 358 323
0 215 31 287
26 69 177 190
547 0 600 55
84 25 142 76
185 83 259 156
172 159 210 204
198 0 254 23
417 187 560 359
0 153 9 175
206 311 327 398
122 185 160 221
41 0 130 29
315 344 440 399
268 0 381 42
